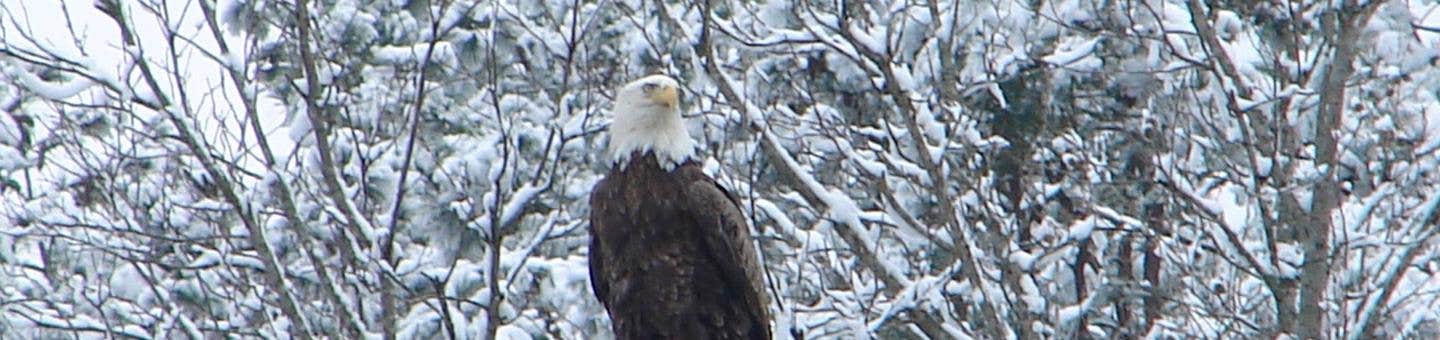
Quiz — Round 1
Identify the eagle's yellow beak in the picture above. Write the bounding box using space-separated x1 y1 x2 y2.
651 85 679 109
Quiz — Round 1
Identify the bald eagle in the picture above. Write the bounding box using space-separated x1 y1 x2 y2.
588 75 771 339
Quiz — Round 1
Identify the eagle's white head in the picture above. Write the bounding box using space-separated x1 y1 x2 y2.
608 75 696 170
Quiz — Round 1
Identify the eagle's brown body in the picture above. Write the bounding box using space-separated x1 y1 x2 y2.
589 152 771 340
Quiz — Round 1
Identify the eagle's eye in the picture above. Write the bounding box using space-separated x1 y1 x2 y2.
641 83 659 93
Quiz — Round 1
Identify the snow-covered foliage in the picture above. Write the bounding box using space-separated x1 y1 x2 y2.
2 0 1439 338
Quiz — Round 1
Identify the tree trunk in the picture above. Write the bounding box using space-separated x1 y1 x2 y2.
1298 4 1382 339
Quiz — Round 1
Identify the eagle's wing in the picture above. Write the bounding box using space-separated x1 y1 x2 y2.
588 178 612 309
685 179 772 333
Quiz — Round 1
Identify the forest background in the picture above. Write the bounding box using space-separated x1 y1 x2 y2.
2 0 1440 339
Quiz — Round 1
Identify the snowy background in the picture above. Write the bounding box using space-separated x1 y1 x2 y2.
3 0 1440 338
